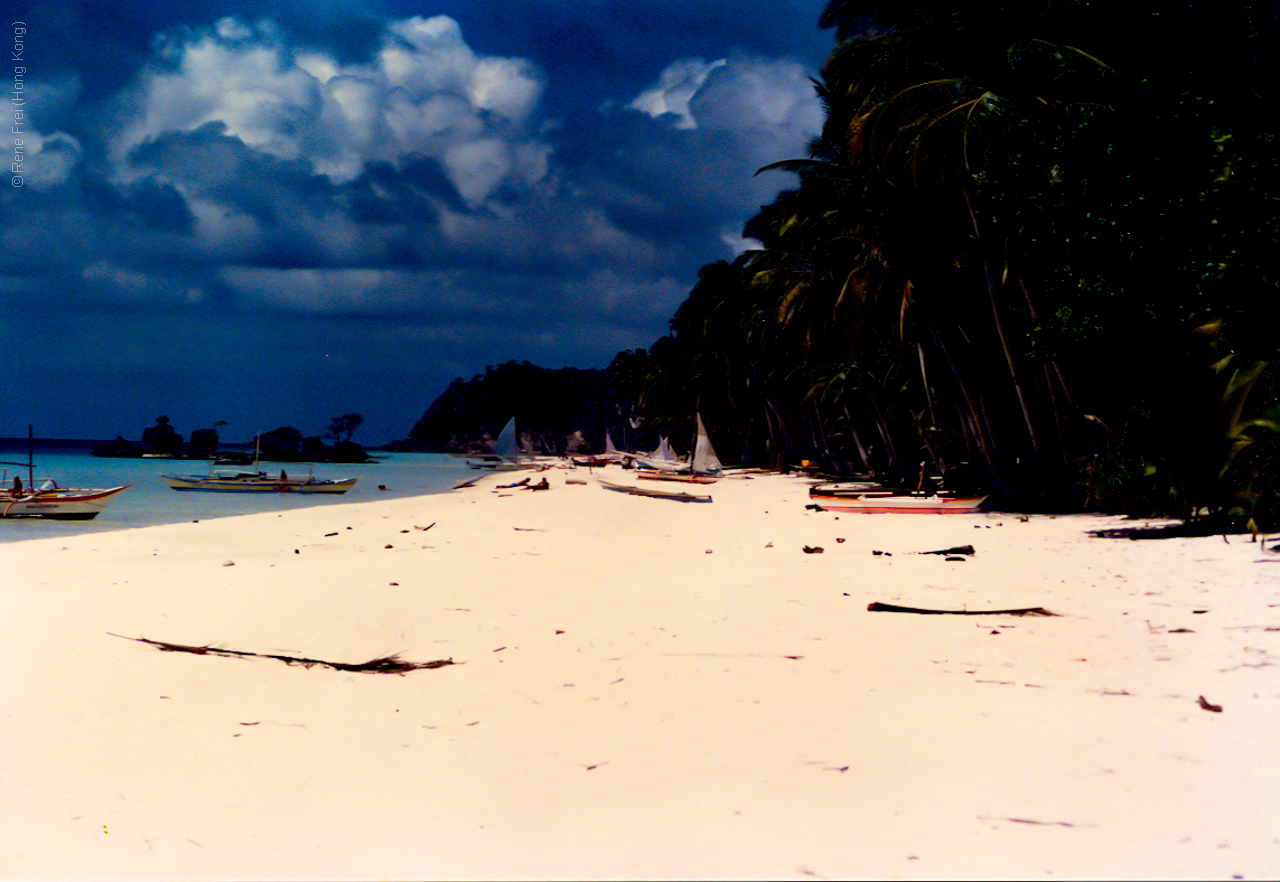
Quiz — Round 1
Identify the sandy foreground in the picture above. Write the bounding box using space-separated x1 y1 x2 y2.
2 465 1278 881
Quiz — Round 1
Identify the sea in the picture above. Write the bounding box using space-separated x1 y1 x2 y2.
0 438 477 544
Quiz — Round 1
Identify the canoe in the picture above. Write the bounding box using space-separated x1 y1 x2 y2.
636 469 719 485
810 491 986 514
596 475 712 502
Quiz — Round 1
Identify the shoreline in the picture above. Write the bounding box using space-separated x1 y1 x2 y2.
4 465 1278 880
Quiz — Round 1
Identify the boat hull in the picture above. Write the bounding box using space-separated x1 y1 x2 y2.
1 485 132 519
811 493 986 514
636 469 719 485
162 475 357 494
596 475 711 502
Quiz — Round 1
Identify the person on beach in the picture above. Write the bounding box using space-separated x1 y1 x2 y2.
12 475 22 497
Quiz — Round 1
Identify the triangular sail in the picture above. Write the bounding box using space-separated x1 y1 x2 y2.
692 413 722 475
605 432 619 456
492 417 518 462
656 436 677 463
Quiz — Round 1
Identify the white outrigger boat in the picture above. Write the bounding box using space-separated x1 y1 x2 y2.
809 489 986 514
635 413 723 485
162 440 357 494
1 479 132 519
0 430 131 519
162 470 357 493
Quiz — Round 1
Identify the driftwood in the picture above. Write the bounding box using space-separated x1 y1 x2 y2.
915 544 975 556
867 602 1059 616
109 633 458 674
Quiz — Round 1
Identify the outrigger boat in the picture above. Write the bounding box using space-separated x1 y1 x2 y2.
162 470 358 494
809 489 986 514
595 473 712 502
465 417 531 471
635 414 722 484
162 439 357 494
0 428 131 519
0 479 132 519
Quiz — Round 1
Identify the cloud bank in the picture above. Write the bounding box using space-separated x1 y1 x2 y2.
1 10 823 440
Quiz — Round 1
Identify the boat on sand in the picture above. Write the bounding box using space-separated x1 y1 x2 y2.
809 490 986 514
596 473 712 502
636 414 723 484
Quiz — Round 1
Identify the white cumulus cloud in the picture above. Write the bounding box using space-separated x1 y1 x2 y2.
116 14 549 203
628 58 726 129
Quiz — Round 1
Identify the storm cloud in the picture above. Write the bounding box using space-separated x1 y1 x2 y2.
1 2 827 441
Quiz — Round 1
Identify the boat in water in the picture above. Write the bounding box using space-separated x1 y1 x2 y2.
1 429 131 519
162 441 357 494
162 469 358 494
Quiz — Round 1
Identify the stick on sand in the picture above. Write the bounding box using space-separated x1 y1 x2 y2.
108 633 458 674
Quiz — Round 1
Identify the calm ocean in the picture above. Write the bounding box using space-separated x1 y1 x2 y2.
0 439 475 544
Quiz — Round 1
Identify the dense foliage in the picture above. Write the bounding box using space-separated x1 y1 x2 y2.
631 1 1280 525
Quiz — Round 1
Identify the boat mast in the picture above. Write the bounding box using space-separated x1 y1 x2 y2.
27 424 34 487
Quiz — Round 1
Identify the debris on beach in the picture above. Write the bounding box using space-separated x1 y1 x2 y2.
915 545 976 556
108 633 458 674
1197 695 1224 713
866 602 1059 616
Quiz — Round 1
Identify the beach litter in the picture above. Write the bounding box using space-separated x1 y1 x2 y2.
915 544 976 556
108 633 458 674
867 602 1059 616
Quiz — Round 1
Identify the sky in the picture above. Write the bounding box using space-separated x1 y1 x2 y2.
2 0 832 445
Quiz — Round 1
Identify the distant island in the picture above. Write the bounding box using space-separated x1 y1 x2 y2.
93 415 372 463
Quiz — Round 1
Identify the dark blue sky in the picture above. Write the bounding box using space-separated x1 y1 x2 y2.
2 1 831 444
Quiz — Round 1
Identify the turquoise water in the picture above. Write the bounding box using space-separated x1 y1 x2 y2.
0 440 475 543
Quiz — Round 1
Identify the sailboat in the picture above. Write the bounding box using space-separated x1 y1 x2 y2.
636 414 722 484
466 417 526 471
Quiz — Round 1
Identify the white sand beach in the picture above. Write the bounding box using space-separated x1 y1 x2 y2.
3 465 1278 881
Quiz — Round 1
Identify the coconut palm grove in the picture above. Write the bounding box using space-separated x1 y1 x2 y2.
598 1 1280 527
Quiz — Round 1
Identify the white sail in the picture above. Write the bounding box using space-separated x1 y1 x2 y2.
493 417 518 462
605 432 619 456
692 413 722 475
656 436 678 463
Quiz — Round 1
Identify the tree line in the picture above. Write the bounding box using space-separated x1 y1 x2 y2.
612 1 1279 528
93 414 369 462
